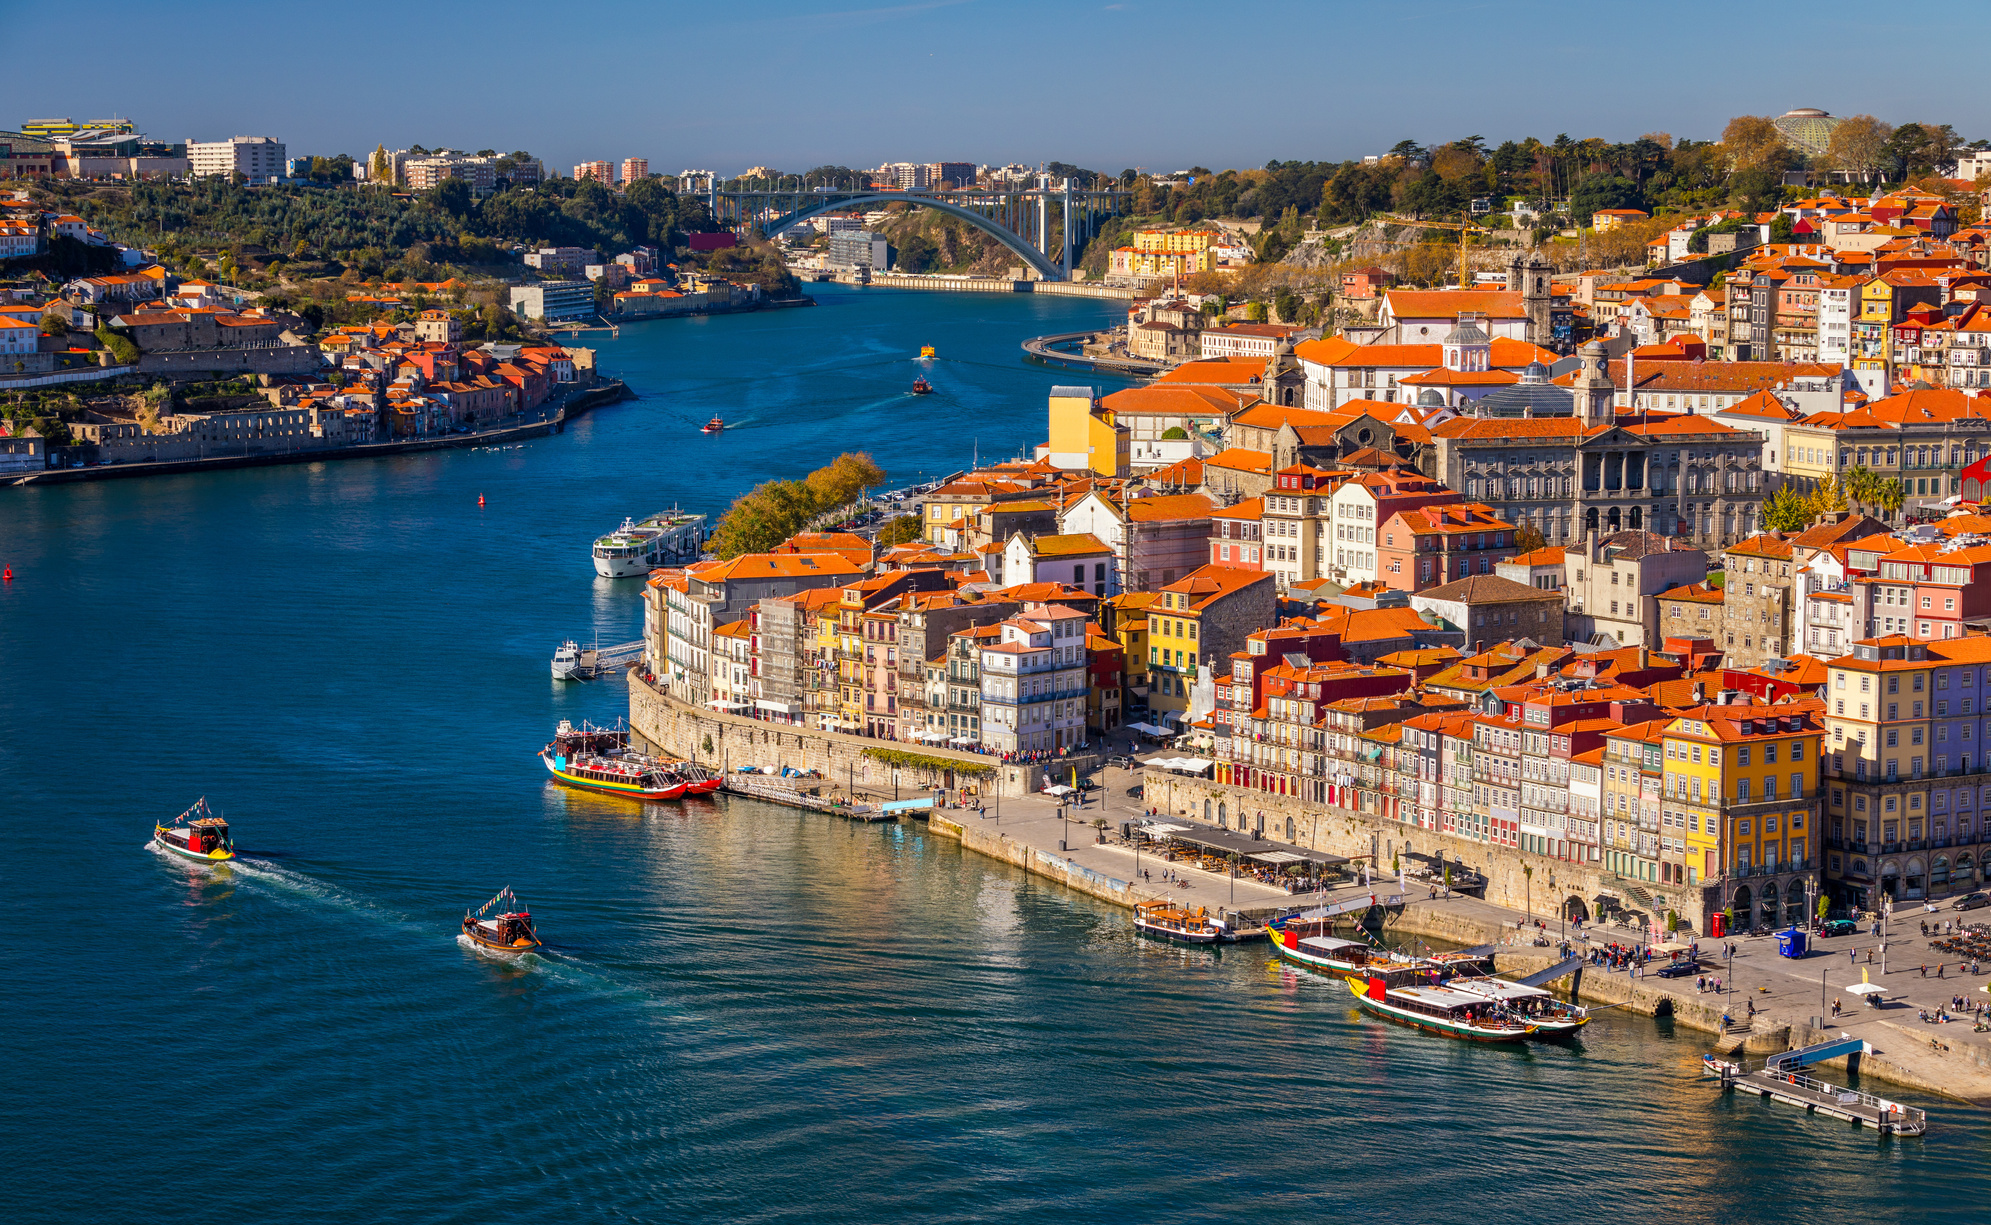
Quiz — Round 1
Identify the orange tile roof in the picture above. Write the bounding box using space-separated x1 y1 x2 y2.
1125 492 1215 523
1154 357 1270 385
1161 564 1275 610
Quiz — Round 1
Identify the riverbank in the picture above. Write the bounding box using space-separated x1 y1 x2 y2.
7 379 632 487
1021 330 1166 378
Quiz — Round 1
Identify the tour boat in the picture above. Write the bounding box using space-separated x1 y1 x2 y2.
701 416 725 433
1346 976 1537 1043
154 798 234 862
1264 923 1396 980
462 886 541 956
1443 976 1591 1038
541 719 698 800
1134 899 1222 945
910 376 933 395
591 510 708 578
919 345 936 359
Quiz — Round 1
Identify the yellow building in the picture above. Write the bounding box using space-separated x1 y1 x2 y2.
1045 387 1130 477
1147 567 1274 718
1102 592 1158 709
1663 699 1824 930
1109 229 1219 279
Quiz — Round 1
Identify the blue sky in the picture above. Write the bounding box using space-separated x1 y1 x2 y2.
7 0 1982 176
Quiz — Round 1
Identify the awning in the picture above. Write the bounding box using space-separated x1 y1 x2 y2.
1126 722 1172 736
755 699 800 714
1846 983 1887 996
1250 851 1308 865
707 699 749 709
1042 784 1074 797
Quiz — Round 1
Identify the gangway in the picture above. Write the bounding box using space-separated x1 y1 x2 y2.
1519 956 1586 991
1705 1037 1926 1135
552 639 645 681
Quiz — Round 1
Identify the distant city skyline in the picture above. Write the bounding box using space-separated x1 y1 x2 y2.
10 0 1987 180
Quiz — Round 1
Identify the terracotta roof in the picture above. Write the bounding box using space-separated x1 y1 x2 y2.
1204 447 1272 473
698 553 867 581
1385 289 1529 320
1658 582 1725 604
1507 546 1566 565
1414 574 1563 603
1160 564 1275 609
1726 533 1796 560
1026 533 1112 557
1151 357 1269 386
1125 493 1215 523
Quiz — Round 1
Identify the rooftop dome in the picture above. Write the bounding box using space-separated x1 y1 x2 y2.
1442 321 1490 346
1519 361 1549 385
1416 388 1445 407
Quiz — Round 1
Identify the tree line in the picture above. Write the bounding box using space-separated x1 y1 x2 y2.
707 453 886 558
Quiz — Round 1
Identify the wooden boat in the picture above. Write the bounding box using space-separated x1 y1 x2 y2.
1346 976 1536 1043
1265 923 1396 980
701 416 724 433
910 376 932 395
154 798 234 862
1134 898 1221 945
462 886 540 955
541 720 689 800
1444 976 1591 1038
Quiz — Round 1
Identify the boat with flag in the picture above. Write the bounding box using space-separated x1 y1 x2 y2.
540 719 722 800
1346 975 1536 1043
153 798 234 863
462 886 540 956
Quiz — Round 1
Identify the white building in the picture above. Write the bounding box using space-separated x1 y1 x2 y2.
977 604 1091 754
1817 277 1860 369
187 136 286 184
0 315 38 356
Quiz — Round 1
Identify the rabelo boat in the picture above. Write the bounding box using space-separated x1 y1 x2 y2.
541 719 722 800
1133 898 1222 945
1346 976 1536 1043
153 798 234 863
462 886 541 955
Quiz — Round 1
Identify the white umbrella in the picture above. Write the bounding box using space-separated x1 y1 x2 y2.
1845 983 1887 996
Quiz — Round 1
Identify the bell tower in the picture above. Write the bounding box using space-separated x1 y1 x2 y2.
1573 340 1614 427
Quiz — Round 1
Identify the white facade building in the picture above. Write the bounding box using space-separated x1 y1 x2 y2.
1817 280 1856 369
976 604 1090 754
187 136 286 184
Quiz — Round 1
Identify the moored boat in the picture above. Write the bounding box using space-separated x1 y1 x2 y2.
1134 898 1222 944
1444 976 1590 1038
541 719 704 800
1346 976 1536 1043
591 510 707 578
1265 924 1397 980
462 886 541 955
154 798 234 862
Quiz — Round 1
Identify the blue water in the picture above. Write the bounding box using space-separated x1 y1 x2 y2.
3 284 1983 1223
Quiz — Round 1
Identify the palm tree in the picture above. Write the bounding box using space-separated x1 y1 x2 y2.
1876 477 1906 521
1844 465 1876 516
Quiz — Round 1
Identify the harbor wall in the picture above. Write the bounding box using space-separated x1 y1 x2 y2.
1143 772 1684 930
836 274 1138 300
926 813 1158 908
626 672 1080 799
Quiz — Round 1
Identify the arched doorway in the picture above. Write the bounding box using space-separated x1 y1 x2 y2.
1629 506 1643 529
1204 799 1212 822
1607 506 1622 531
1959 851 1975 886
1585 507 1599 532
1906 857 1926 899
1564 895 1589 922
1217 802 1228 828
1285 816 1296 840
1731 884 1753 924
1759 881 1779 929
1880 861 1900 901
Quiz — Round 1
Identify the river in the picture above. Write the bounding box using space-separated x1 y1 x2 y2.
2 284 1981 1223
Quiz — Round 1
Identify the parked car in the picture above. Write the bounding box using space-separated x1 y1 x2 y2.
1951 892 1990 911
1108 755 1139 770
1655 960 1700 979
1820 918 1859 936
1073 778 1100 792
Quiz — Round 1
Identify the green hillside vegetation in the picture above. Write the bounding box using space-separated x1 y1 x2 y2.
708 452 886 558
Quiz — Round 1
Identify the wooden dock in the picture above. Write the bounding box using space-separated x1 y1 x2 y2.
1705 1036 1927 1135
720 776 897 822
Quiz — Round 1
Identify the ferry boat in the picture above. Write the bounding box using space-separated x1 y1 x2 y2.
592 510 708 578
919 346 936 359
1444 976 1591 1038
541 719 719 800
701 416 725 433
1134 898 1222 945
462 886 540 956
1346 976 1537 1043
153 797 234 862
910 376 933 395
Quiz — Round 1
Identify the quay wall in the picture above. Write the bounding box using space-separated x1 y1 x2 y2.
627 672 1075 799
1143 771 1691 929
840 274 1139 300
926 813 1158 908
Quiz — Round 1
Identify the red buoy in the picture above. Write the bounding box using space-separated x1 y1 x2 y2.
2 567 10 583
477 494 486 507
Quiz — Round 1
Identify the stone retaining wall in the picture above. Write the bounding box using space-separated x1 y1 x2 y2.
627 672 1087 799
1144 772 1700 928
927 814 1157 908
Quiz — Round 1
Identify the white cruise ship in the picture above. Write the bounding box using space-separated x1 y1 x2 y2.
592 511 707 578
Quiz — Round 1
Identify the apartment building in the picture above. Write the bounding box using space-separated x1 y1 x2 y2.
977 604 1091 753
187 135 285 183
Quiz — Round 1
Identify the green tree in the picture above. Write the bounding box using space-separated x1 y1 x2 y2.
1514 522 1548 552
1761 483 1814 532
1875 477 1906 519
1571 172 1644 222
876 514 924 548
894 233 938 273
426 177 473 218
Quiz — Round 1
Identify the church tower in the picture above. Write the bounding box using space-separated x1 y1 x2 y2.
1520 251 1553 348
1263 336 1304 407
1572 340 1614 427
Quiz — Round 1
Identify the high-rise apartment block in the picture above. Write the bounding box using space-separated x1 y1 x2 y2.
574 161 612 184
620 158 649 184
187 136 285 184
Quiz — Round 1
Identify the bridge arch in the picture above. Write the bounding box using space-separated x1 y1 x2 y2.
757 193 1065 281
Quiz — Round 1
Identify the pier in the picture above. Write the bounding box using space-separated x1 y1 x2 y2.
1708 1035 1928 1135
721 774 897 822
1021 331 1168 377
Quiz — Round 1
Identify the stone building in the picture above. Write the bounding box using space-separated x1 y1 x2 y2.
1409 574 1568 650
1719 533 1800 669
1565 530 1711 648
1428 342 1771 548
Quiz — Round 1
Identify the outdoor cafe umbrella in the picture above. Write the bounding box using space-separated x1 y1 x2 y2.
1845 983 1887 997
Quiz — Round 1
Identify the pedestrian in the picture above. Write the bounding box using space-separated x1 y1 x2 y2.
1867 948 1874 964
1849 947 1857 966
1921 964 1928 978
1939 963 1947 980
1833 998 1842 1018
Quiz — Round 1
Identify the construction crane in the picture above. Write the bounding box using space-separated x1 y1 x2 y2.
1374 212 1494 288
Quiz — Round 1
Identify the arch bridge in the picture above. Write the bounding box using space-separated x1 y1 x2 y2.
708 181 1130 281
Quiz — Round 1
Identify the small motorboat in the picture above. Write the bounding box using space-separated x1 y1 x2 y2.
701 416 724 433
910 377 932 395
154 798 234 862
551 640 582 680
919 345 936 359
463 886 541 956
